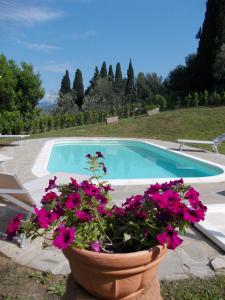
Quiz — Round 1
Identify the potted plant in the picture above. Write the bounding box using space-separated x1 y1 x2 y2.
6 152 207 300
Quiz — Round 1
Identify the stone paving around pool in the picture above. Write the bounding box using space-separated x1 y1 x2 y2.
0 137 225 280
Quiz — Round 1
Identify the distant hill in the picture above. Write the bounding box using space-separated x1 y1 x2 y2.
37 101 55 112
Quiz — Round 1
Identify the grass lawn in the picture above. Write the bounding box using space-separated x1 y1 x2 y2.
0 253 225 300
31 107 225 154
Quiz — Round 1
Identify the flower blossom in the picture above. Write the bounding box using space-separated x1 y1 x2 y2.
183 208 205 223
70 177 79 189
157 225 183 250
185 187 200 209
81 181 100 197
96 151 104 158
34 207 59 229
53 226 75 250
6 213 24 240
90 240 101 252
41 191 58 205
76 210 92 222
65 193 81 209
45 176 57 192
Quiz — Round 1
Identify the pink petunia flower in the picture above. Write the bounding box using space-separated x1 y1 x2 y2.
97 204 112 216
53 226 75 250
6 213 24 240
157 225 183 250
65 193 81 210
183 208 205 223
34 207 59 229
70 177 79 189
96 151 104 158
76 210 92 222
185 188 200 209
45 176 57 192
81 181 100 197
112 206 126 217
89 240 101 252
41 191 58 205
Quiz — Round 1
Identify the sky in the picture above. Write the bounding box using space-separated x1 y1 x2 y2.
0 0 206 104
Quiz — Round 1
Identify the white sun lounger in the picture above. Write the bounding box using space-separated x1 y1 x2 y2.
177 133 225 153
0 134 30 145
194 204 225 252
0 172 88 246
0 154 13 171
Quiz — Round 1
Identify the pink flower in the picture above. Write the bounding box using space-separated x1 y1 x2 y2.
89 240 101 252
6 213 24 240
103 184 114 192
65 193 81 209
81 181 100 197
76 210 92 222
34 207 59 229
185 188 200 209
100 162 107 174
157 225 183 249
53 226 75 250
70 177 79 189
183 208 205 223
163 190 181 205
95 194 109 204
97 204 112 216
145 183 162 195
136 210 149 219
123 195 144 210
96 151 104 158
41 191 58 205
112 206 126 217
45 176 57 192
86 154 92 158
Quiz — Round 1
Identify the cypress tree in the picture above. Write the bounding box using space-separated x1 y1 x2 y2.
114 62 124 96
125 59 136 101
100 61 107 78
73 69 84 108
60 70 71 95
108 65 114 82
85 66 99 96
196 0 225 90
115 63 123 82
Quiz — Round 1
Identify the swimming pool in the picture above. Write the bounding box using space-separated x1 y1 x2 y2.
33 138 225 185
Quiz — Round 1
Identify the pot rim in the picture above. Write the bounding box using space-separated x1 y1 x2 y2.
64 244 167 258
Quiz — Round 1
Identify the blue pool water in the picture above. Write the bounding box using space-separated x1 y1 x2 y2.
47 140 223 179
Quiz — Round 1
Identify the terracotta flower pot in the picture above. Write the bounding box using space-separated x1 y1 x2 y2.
63 245 167 300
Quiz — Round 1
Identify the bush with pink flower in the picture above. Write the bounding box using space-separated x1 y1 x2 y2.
6 152 207 253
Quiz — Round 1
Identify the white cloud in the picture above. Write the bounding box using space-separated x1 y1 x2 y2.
17 40 60 52
36 63 73 73
72 30 97 40
0 0 63 25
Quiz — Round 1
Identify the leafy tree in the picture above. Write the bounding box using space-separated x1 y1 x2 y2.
108 65 114 82
73 69 85 109
136 72 150 100
60 70 71 95
213 43 225 88
15 62 45 117
166 54 198 93
100 61 107 78
145 72 164 95
196 0 225 90
0 54 17 111
125 59 136 101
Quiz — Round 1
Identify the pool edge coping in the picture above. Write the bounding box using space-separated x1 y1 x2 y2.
32 137 225 186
